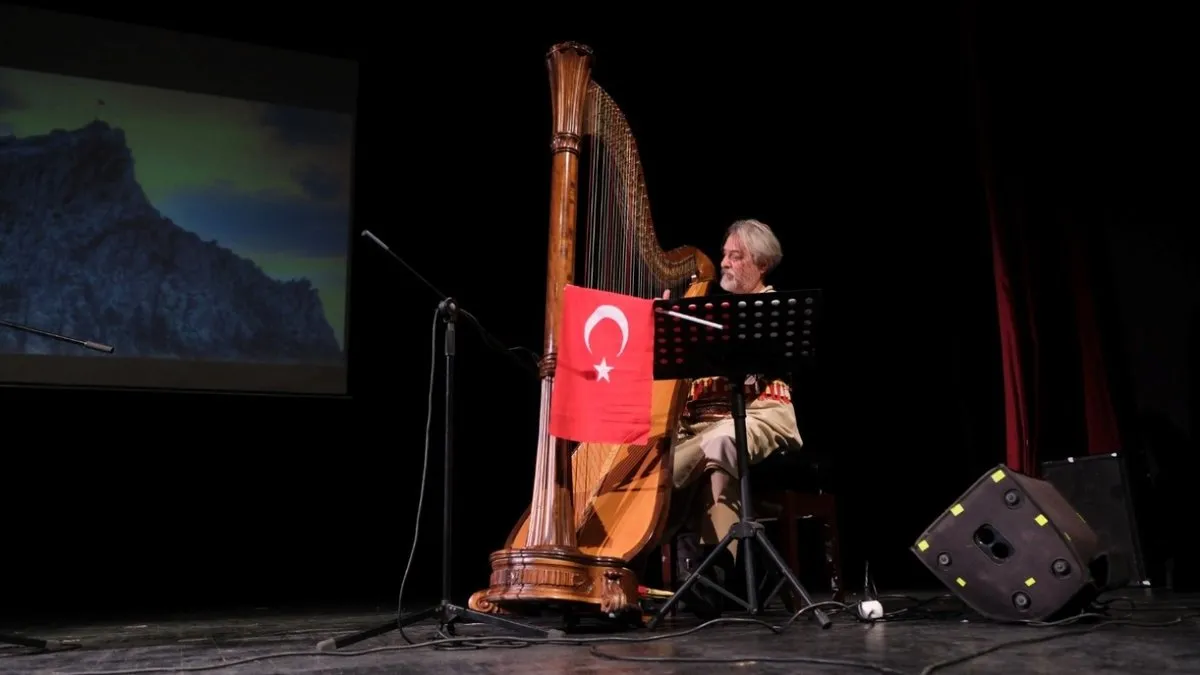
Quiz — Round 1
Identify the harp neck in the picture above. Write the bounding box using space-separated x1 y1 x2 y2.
542 41 593 366
542 42 715 366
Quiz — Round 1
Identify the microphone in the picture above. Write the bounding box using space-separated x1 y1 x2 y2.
360 230 443 306
361 229 391 252
357 229 539 378
84 341 115 354
0 318 115 355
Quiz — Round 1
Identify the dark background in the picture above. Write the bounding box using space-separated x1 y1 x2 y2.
0 3 1194 621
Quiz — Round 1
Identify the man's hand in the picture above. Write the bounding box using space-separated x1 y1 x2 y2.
662 289 671 299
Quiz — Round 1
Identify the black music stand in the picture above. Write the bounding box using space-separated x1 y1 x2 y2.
645 289 832 630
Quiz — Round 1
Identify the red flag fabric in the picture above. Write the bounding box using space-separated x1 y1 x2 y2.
549 284 655 445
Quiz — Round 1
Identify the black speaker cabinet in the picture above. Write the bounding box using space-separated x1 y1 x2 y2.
1040 453 1148 588
911 465 1107 622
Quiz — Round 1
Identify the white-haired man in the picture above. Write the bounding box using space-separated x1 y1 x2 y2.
665 219 804 615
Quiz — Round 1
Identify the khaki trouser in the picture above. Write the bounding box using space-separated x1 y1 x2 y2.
667 402 803 560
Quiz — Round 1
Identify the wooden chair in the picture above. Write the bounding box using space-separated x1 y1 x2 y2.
755 484 846 607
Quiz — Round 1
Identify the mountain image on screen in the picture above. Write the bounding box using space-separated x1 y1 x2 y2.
0 120 343 364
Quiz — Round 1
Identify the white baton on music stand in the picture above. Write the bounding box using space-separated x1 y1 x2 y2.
665 310 725 330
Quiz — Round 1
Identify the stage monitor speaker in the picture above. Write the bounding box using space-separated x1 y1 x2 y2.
911 465 1109 623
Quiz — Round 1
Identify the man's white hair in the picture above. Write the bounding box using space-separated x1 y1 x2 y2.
726 219 783 273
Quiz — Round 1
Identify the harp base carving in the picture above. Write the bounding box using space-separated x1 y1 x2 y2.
466 547 641 618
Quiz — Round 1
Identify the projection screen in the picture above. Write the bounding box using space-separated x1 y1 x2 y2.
0 5 358 395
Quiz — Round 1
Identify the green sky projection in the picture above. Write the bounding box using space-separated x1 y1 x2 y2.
0 65 354 348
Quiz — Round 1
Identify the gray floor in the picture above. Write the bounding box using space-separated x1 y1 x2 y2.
1 590 1197 674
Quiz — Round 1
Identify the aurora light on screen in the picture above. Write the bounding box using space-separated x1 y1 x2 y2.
0 62 355 395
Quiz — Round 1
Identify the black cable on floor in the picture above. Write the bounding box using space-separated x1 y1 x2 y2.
2 607 861 675
916 615 1195 675
12 605 1194 675
586 613 1196 672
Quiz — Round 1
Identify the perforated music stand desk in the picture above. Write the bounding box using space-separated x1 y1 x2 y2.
651 290 819 380
647 289 830 630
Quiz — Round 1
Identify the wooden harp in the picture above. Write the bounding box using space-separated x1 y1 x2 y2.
468 42 715 618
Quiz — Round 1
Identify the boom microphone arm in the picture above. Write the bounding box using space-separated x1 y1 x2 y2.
0 318 114 353
359 230 538 378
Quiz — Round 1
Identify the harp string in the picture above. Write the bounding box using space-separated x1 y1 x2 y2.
581 85 692 301
570 84 697 525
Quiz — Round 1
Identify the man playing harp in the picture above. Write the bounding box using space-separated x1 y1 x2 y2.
469 43 803 621
666 218 804 614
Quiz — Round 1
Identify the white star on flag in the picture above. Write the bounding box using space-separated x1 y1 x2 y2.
594 357 614 382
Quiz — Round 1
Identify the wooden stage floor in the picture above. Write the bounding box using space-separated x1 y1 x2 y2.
1 590 1197 674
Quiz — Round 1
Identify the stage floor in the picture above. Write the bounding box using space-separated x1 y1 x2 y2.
2 590 1197 674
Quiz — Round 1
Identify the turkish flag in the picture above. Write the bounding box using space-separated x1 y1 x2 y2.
549 284 655 445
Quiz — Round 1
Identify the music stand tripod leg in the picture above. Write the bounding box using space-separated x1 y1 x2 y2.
732 382 831 628
648 384 832 630
318 301 557 652
645 516 745 627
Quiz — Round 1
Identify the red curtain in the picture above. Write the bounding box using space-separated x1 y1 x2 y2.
965 5 1034 473
1066 221 1123 456
964 3 1123 474
986 197 1034 473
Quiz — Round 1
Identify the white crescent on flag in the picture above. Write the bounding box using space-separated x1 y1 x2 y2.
582 304 629 383
583 304 629 356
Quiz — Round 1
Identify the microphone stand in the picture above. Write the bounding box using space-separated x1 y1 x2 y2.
0 318 111 653
358 230 539 380
315 231 555 652
0 319 115 354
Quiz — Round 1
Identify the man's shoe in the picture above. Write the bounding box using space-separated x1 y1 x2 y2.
675 532 734 620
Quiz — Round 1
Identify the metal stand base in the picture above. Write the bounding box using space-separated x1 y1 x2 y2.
647 385 833 631
315 602 560 651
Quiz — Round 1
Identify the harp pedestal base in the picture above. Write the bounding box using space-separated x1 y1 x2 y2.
467 547 641 619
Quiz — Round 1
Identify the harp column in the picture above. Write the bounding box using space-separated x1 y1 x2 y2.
525 42 595 551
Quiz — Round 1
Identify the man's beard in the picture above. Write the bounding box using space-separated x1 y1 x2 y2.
719 273 737 292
